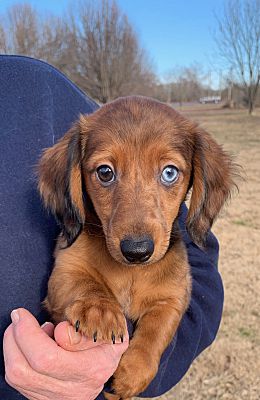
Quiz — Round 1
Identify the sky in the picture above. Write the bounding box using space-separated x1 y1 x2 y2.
0 0 227 87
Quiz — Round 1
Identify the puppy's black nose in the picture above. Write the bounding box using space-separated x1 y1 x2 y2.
120 236 154 263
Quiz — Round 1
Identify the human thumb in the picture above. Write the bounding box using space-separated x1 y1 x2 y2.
54 321 101 351
55 321 129 353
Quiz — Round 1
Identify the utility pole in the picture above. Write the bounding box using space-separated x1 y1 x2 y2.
228 68 233 106
219 69 222 99
207 71 212 96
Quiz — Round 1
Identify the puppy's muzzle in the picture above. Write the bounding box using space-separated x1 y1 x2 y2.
120 235 154 263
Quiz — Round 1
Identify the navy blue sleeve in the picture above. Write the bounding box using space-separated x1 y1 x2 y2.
0 55 223 400
0 55 99 400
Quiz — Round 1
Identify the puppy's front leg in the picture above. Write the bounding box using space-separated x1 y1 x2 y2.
112 295 190 398
45 237 127 342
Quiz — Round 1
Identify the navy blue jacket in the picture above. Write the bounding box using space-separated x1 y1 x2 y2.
0 55 224 399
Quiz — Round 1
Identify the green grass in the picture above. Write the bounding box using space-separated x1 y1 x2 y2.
238 327 251 338
232 219 248 226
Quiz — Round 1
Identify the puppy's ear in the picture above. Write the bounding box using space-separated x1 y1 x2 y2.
38 122 85 246
187 128 236 246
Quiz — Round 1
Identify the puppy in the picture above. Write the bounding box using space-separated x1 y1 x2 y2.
38 96 235 398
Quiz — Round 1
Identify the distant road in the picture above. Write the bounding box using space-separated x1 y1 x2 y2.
170 101 224 112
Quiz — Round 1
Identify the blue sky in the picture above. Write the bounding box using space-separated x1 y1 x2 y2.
0 0 227 86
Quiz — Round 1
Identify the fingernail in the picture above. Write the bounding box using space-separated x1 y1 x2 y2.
41 322 52 328
11 309 20 324
68 325 82 345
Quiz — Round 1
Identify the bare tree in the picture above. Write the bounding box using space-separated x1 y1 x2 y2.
215 0 260 114
4 3 40 56
68 0 155 102
164 64 207 104
1 3 70 77
0 23 7 53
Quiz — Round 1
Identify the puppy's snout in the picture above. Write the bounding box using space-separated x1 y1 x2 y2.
120 235 154 263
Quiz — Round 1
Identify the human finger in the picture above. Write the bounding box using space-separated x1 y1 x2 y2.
41 321 55 338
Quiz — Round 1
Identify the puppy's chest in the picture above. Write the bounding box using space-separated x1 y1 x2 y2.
111 275 147 319
115 281 133 316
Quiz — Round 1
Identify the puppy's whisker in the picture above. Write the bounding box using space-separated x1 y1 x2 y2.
85 222 103 229
87 232 105 238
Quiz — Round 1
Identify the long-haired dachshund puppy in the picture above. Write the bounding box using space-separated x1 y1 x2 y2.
38 96 235 399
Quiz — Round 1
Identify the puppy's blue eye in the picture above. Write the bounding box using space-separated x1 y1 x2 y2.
96 165 115 184
161 165 179 185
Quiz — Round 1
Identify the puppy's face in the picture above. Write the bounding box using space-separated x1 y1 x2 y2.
82 102 192 265
39 96 235 265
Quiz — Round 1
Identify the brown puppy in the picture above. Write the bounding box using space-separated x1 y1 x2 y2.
38 96 235 399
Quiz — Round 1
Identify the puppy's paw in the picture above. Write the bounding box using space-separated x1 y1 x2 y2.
112 347 158 398
103 392 131 400
64 299 127 343
103 392 123 400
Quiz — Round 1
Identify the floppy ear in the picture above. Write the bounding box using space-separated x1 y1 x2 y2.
187 128 236 246
38 122 85 246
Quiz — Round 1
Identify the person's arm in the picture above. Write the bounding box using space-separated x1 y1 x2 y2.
3 308 129 400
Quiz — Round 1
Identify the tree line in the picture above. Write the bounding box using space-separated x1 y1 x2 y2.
0 0 259 113
0 1 158 103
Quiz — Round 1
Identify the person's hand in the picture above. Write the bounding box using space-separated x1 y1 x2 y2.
3 308 129 400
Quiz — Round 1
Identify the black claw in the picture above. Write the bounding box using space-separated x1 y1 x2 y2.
75 320 80 332
120 334 124 343
111 332 115 344
93 331 97 342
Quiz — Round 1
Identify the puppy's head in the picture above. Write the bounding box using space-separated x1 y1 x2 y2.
38 96 236 264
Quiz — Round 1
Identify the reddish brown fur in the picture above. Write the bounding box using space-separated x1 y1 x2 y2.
38 96 236 399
